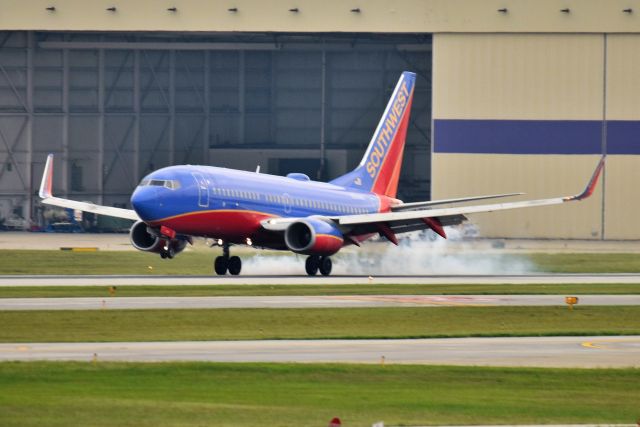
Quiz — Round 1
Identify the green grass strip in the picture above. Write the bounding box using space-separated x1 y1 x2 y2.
0 283 639 298
0 249 215 275
0 362 638 426
531 252 640 273
1 306 639 342
2 250 640 275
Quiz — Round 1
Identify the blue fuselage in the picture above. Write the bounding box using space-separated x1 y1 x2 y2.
130 165 383 247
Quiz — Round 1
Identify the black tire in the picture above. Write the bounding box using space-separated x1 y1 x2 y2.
160 252 167 259
214 256 228 275
319 256 332 276
305 256 319 276
228 256 242 276
166 247 175 259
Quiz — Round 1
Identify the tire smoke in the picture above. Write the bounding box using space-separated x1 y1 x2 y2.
243 227 534 276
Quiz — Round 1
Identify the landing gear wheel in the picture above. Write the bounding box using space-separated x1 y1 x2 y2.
228 256 242 276
166 246 175 259
160 252 167 259
319 256 332 276
305 256 319 276
214 256 228 275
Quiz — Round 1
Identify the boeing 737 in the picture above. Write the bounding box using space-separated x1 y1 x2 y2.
38 71 605 276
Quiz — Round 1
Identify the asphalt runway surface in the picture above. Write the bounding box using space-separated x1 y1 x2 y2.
2 273 640 286
2 294 640 310
2 336 638 367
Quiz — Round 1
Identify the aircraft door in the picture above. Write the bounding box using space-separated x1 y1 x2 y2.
282 193 292 214
191 172 209 208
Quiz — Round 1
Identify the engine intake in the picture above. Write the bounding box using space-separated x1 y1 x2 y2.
284 218 343 256
129 220 187 256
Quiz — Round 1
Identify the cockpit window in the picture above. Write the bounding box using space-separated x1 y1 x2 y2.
138 179 181 190
164 180 181 190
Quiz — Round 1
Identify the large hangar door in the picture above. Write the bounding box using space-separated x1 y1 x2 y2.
0 32 433 226
207 35 433 203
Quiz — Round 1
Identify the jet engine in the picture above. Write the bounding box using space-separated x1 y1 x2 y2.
284 218 344 256
129 220 187 258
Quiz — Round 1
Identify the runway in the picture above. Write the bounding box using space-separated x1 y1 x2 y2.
2 294 640 310
2 336 638 367
2 273 640 286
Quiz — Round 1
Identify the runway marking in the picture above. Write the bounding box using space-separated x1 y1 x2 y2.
323 295 497 307
581 337 640 351
581 341 609 349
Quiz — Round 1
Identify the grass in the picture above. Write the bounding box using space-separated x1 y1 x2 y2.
530 252 640 273
0 283 639 298
0 306 638 342
0 362 638 426
2 250 640 275
0 249 215 275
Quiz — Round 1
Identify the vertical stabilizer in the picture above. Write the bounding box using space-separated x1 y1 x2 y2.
330 71 416 197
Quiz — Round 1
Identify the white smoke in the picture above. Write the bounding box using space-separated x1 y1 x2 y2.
243 226 534 276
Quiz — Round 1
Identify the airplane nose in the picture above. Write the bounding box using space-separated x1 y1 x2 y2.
130 187 159 221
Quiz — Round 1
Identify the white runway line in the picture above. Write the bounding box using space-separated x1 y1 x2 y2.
1 273 640 286
2 336 639 367
1 294 640 310
415 425 637 427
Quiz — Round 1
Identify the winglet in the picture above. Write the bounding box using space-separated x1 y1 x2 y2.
39 154 54 199
565 155 605 202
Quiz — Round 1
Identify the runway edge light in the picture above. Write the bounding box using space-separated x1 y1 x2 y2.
565 296 579 310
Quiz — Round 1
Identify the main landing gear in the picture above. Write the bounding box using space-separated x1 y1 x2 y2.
214 244 242 276
160 246 175 259
305 255 332 276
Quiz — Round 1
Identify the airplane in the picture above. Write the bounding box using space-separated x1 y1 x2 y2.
38 71 605 276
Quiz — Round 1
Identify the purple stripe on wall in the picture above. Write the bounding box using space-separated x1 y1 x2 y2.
607 121 640 155
433 119 640 155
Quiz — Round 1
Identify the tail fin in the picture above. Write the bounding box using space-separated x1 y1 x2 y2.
330 71 416 197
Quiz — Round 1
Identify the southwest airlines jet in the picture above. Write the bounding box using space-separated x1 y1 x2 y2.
39 72 604 276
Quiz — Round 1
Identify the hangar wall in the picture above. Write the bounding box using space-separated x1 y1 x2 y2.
1 0 639 33
2 1 639 238
432 33 640 239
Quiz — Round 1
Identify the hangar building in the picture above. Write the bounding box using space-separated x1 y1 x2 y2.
0 0 638 239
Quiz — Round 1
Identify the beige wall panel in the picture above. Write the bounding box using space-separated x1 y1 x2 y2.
431 154 603 239
603 35 640 239
2 0 640 33
433 34 603 120
603 156 640 239
606 35 640 120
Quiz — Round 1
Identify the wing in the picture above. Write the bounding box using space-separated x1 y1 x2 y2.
39 154 139 221
390 192 524 211
262 156 605 242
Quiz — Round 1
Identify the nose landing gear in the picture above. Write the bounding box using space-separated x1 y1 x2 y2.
214 243 242 276
305 255 332 276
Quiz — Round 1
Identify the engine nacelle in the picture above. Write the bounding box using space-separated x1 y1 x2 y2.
284 218 344 256
129 220 187 255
